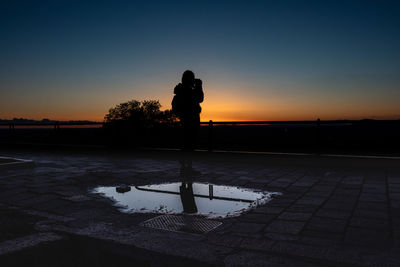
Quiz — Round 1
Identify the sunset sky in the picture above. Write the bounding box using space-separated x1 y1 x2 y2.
1 0 399 122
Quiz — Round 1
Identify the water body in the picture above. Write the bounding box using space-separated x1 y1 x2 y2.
93 182 280 218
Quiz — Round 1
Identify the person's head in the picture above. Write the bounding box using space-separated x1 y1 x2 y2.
182 70 195 87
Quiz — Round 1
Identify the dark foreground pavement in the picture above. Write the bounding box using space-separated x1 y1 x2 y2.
1 148 400 266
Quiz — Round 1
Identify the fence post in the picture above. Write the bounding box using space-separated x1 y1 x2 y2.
54 121 60 132
208 120 213 152
316 118 321 153
9 123 15 133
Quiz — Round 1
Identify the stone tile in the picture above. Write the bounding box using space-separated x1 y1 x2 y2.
239 213 275 224
301 229 343 242
207 234 243 247
349 217 389 230
264 232 299 241
230 222 265 234
306 217 347 234
391 201 400 208
268 198 295 206
286 186 309 193
305 191 330 198
295 197 325 206
322 201 355 211
31 199 73 213
264 220 305 235
353 209 388 219
239 237 275 251
2 150 400 266
359 193 388 203
315 209 352 220
278 212 312 221
299 236 339 247
0 192 37 205
29 194 59 204
224 251 320 267
345 227 392 248
328 195 358 203
357 201 388 211
253 206 285 215
286 205 319 213
341 176 363 185
389 192 400 201
292 181 317 187
312 185 335 192
271 241 328 262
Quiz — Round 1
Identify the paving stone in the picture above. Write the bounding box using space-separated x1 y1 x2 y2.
239 237 275 251
292 181 316 187
265 220 305 235
0 191 37 205
353 209 389 219
230 222 265 234
264 232 299 241
301 229 343 242
268 198 295 205
391 201 400 208
389 192 400 201
306 217 347 234
240 213 275 224
224 251 321 267
322 201 355 211
31 199 73 213
286 205 319 213
312 185 335 192
299 236 339 247
357 201 388 211
278 212 312 221
271 241 328 262
349 217 389 230
295 197 325 206
345 227 392 248
207 234 243 247
304 191 330 198
359 193 388 203
315 209 352 220
286 186 309 193
341 176 363 185
1 150 400 266
329 194 358 202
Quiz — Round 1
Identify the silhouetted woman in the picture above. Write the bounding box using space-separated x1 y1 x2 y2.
172 70 204 150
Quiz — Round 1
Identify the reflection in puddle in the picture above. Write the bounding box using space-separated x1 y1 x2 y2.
93 183 280 218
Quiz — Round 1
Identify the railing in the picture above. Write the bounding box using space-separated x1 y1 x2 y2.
2 122 103 132
201 119 327 152
3 119 399 152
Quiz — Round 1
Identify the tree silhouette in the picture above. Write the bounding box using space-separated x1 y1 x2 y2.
104 100 178 134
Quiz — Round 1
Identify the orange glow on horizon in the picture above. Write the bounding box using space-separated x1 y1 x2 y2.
1 82 399 122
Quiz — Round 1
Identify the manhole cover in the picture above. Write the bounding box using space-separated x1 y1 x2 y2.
140 215 222 234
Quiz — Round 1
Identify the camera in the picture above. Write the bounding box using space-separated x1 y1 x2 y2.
194 78 202 87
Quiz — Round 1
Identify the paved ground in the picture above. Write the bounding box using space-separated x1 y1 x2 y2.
0 148 400 266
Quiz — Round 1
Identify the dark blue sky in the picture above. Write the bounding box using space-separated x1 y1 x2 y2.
1 0 399 120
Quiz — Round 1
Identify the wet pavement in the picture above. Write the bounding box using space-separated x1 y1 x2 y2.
1 148 400 266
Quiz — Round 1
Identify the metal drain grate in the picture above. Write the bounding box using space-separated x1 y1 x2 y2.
140 215 222 234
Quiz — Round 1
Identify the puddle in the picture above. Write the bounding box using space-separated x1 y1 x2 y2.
93 182 280 218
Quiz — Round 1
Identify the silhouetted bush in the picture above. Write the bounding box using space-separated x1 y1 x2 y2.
103 100 178 140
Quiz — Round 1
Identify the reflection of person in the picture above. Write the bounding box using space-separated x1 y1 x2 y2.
172 70 204 150
178 157 200 214
179 182 198 213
